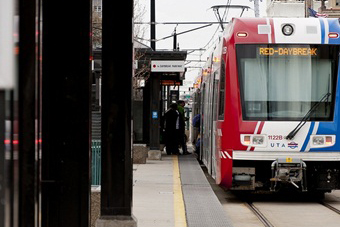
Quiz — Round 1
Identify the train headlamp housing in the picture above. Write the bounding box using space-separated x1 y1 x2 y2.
253 135 264 145
241 134 267 147
310 135 335 148
282 24 294 36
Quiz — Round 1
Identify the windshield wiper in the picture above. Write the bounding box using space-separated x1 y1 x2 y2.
286 93 331 140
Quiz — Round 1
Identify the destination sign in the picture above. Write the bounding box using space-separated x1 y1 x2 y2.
258 47 318 56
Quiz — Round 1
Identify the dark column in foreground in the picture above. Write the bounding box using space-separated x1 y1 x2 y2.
18 0 38 226
143 82 150 144
99 0 135 223
149 73 160 150
41 0 91 226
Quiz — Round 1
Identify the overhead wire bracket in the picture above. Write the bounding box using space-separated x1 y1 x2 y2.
211 5 251 31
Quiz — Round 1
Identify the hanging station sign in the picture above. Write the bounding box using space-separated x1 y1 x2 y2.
151 60 185 72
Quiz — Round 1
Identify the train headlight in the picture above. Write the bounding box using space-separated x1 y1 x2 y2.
252 135 265 145
312 136 324 145
282 24 294 36
241 135 267 147
310 135 335 148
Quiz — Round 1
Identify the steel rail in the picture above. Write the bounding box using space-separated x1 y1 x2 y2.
245 202 275 227
320 201 340 215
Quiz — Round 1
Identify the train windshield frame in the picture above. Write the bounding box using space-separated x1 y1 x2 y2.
236 44 339 121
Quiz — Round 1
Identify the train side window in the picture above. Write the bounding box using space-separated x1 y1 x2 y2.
218 59 225 120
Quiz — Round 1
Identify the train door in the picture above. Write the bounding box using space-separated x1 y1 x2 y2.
207 75 214 174
190 91 200 149
200 83 206 161
203 74 215 174
202 82 210 167
211 72 219 179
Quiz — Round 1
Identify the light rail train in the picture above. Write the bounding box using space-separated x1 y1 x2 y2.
192 18 340 193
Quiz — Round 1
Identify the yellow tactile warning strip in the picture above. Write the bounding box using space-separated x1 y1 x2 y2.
173 155 187 227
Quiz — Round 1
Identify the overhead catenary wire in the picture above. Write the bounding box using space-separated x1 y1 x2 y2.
135 1 248 77
203 1 250 52
135 1 233 56
193 0 232 62
136 2 233 51
188 0 247 70
158 24 214 41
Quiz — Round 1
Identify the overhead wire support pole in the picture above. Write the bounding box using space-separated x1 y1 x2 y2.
173 25 178 50
249 0 262 17
151 0 156 50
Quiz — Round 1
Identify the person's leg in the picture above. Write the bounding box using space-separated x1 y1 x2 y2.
165 143 172 155
177 133 185 154
165 131 173 155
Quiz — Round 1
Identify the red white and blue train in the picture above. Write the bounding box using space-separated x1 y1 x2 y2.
192 18 340 193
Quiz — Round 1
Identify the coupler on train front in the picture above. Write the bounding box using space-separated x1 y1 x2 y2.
270 158 307 192
231 159 340 193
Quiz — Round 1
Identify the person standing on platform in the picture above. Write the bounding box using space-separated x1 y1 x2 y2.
164 103 180 155
177 100 190 155
192 113 201 157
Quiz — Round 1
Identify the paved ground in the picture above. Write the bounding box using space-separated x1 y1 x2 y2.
132 152 233 227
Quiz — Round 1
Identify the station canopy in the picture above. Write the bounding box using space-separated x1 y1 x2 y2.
136 47 187 86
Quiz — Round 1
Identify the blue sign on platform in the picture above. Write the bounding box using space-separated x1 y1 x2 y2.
152 111 158 119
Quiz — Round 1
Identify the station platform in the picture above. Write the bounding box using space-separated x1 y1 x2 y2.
132 148 233 227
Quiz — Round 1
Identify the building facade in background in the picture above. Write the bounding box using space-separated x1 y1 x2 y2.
266 0 326 18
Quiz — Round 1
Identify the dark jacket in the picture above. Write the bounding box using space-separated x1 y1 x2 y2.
165 108 179 131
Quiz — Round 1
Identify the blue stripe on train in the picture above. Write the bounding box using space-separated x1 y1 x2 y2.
319 19 325 44
301 122 314 151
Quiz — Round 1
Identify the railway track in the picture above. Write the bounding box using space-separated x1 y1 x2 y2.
245 202 275 227
244 200 340 227
319 201 340 215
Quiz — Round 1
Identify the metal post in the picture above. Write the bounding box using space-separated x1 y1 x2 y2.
18 0 38 226
250 0 261 18
173 28 177 50
97 0 136 225
41 0 91 226
167 85 170 109
149 73 160 151
151 0 156 50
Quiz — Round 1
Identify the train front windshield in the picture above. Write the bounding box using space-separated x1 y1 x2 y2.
236 44 339 121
